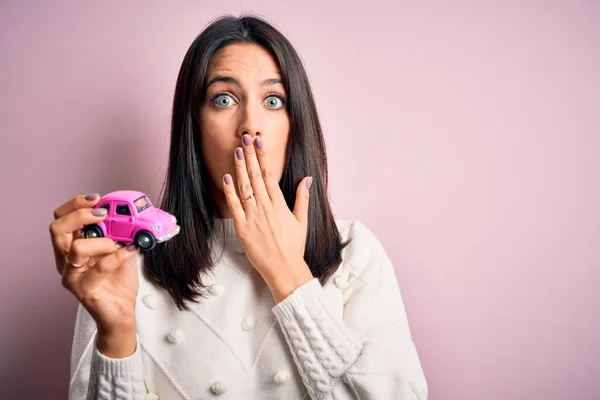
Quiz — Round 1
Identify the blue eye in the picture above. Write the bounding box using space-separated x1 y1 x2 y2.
209 93 287 110
264 95 286 110
211 94 236 108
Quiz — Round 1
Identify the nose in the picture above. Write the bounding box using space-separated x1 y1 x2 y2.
236 100 263 140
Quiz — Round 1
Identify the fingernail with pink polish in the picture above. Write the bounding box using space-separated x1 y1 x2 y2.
126 244 136 251
243 135 252 146
92 208 107 216
235 148 244 160
306 177 313 189
254 137 263 149
85 193 99 201
224 175 233 185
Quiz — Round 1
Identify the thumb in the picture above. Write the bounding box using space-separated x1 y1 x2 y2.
293 176 313 225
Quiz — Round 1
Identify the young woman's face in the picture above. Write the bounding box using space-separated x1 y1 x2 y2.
199 43 290 217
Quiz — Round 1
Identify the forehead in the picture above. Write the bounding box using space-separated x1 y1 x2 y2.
207 43 281 79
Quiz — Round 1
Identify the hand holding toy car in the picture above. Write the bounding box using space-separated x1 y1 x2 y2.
48 191 179 357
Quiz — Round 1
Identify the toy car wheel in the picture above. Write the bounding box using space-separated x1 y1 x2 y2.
83 225 104 239
135 230 156 251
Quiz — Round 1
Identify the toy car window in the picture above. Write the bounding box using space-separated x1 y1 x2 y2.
116 204 131 216
99 203 110 211
134 195 151 213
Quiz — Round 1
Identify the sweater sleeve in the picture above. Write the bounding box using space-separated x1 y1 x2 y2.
68 303 146 400
271 221 428 400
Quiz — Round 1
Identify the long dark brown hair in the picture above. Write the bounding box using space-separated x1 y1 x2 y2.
144 14 349 310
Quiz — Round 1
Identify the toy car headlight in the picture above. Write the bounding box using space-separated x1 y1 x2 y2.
171 216 177 223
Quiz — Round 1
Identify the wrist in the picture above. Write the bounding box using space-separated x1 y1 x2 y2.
97 323 137 359
266 263 314 304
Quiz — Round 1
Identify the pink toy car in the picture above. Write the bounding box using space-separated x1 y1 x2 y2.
82 190 180 252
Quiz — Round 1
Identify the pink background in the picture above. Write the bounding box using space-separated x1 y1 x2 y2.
1 1 598 398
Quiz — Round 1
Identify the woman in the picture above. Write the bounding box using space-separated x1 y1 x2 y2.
50 15 428 400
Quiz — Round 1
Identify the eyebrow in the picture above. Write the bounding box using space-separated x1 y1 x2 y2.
206 75 283 88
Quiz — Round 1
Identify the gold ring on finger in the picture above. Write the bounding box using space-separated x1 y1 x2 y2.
65 254 84 268
240 193 255 203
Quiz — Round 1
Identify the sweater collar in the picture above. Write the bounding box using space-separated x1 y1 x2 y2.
212 218 248 257
213 218 239 241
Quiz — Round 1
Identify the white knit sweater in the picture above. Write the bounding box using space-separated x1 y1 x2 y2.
69 219 428 399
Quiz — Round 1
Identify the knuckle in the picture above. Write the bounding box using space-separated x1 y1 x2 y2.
262 168 273 180
77 208 89 220
117 248 129 260
94 257 110 273
70 239 85 256
113 250 126 264
48 221 58 236
249 169 262 180
105 238 119 249
241 182 252 193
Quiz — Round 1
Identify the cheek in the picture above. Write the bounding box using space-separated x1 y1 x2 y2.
265 124 290 174
199 108 236 149
200 109 232 136
199 112 237 183
273 112 290 131
264 113 290 142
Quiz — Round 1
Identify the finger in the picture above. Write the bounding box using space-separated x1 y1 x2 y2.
62 244 139 290
293 176 313 226
254 136 287 206
234 144 258 212
63 237 122 274
50 206 108 241
241 134 269 205
53 193 101 220
87 243 139 275
50 206 109 267
223 174 246 222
